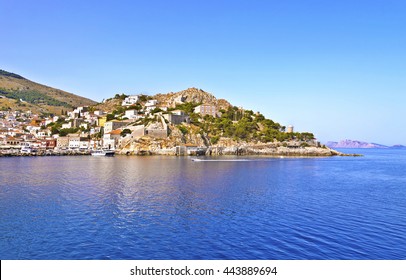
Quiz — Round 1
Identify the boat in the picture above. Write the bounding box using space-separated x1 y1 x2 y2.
20 147 32 154
91 150 115 156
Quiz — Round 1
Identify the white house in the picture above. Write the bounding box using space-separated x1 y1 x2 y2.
103 129 121 150
44 119 53 126
93 110 105 116
73 107 88 114
36 130 50 138
68 136 80 149
79 138 90 150
124 109 138 120
26 126 42 135
194 104 218 117
68 136 89 150
122 95 140 106
104 120 128 134
62 122 72 129
145 99 158 112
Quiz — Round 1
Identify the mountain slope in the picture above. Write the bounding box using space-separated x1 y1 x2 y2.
0 69 96 114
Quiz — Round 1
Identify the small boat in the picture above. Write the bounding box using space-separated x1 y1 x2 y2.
21 147 32 154
91 150 115 157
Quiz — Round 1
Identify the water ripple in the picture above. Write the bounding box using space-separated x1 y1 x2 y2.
1 151 406 259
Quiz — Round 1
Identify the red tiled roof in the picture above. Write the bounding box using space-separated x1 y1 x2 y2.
110 129 122 135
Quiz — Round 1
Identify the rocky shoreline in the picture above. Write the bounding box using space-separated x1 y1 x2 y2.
207 145 361 157
119 144 362 157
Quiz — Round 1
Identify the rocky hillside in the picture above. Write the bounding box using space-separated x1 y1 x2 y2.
326 139 388 149
153 87 231 109
0 69 96 115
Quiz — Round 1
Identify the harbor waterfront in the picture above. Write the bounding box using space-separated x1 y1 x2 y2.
1 149 405 259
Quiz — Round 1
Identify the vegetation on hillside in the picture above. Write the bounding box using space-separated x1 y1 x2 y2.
169 102 201 114
0 69 24 79
0 69 96 115
45 118 86 136
186 105 315 144
0 88 72 108
99 97 315 144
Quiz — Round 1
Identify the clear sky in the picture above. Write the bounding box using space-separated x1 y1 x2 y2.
1 0 406 145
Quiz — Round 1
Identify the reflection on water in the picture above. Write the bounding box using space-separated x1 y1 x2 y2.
1 151 406 259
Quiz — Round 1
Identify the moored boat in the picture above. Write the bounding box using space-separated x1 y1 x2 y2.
91 150 115 156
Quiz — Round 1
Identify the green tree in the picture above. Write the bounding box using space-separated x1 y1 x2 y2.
138 95 149 102
150 108 162 114
210 135 220 145
178 125 188 135
175 102 200 114
114 93 128 100
120 129 132 137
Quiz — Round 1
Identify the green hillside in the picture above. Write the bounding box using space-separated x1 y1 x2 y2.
0 69 96 114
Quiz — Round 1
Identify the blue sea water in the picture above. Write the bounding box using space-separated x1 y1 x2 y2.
0 149 405 260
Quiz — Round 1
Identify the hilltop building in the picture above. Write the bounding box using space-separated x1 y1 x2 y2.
194 104 218 117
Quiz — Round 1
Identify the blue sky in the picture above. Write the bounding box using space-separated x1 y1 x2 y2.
1 0 406 145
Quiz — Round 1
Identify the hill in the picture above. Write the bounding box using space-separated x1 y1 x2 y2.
0 69 96 115
326 140 388 149
153 87 232 110
97 88 319 153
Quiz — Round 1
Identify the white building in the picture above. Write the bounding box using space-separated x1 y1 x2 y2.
68 136 80 149
68 136 89 150
44 119 53 126
103 129 121 150
122 95 140 106
145 99 158 112
194 104 218 117
93 110 105 116
36 131 49 138
62 122 72 129
145 99 157 107
104 121 128 134
79 139 90 150
73 107 88 114
124 109 138 120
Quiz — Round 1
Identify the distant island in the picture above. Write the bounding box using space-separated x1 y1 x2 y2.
326 139 406 149
1 69 356 157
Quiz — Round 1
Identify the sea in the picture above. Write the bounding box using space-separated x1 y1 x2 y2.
1 149 405 260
